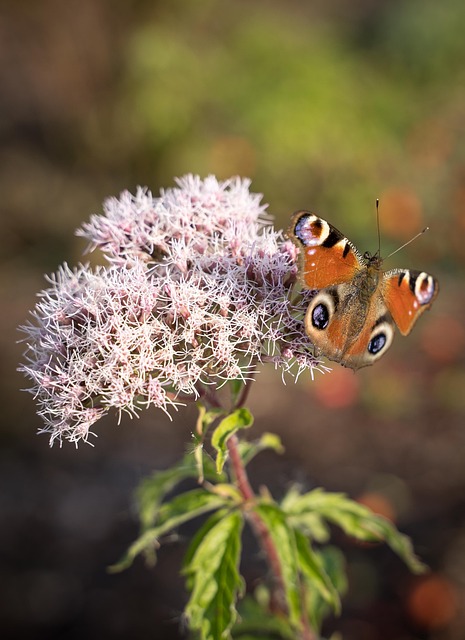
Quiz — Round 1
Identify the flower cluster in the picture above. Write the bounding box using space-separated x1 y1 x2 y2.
20 175 327 445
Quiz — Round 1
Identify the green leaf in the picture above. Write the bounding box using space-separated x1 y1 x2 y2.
111 489 227 572
195 404 226 482
136 459 191 530
136 453 223 529
208 483 243 502
282 486 330 542
238 432 284 467
303 546 347 633
286 488 426 574
183 509 230 583
185 510 244 640
229 378 246 406
293 529 341 615
196 403 225 435
254 503 302 629
193 441 205 485
233 594 296 639
211 408 254 473
290 511 331 543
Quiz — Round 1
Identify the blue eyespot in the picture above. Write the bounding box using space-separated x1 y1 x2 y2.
312 304 329 330
368 333 386 355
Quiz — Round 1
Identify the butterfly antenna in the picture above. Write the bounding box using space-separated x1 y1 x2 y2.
385 227 429 260
376 198 381 257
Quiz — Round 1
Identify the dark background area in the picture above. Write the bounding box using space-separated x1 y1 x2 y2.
1 1 465 638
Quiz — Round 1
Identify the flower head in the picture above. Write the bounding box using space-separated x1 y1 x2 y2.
20 175 326 445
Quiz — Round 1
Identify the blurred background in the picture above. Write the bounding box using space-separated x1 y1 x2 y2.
1 1 465 638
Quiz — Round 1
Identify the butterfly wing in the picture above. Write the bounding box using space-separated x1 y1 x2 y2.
304 282 396 370
383 269 439 335
288 211 365 289
336 293 396 370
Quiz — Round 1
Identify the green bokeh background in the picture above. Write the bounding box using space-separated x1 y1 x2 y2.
2 1 465 639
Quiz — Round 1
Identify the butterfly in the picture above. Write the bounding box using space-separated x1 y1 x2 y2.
288 210 439 370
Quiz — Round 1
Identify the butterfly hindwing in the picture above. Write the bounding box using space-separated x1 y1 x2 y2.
383 269 439 335
288 211 364 289
339 296 396 369
304 283 396 370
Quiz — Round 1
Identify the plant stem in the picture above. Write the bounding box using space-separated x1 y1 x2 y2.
227 434 254 501
196 383 222 408
227 414 318 639
235 376 254 409
204 380 317 638
227 435 288 614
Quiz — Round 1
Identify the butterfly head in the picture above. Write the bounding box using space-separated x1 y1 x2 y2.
363 250 383 269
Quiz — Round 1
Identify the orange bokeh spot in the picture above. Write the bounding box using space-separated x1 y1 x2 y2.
313 366 360 409
407 575 458 629
379 187 423 241
357 491 396 523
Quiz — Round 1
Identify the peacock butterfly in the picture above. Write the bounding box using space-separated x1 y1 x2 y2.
288 210 439 370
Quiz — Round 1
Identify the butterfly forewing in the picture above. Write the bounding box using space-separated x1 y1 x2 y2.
289 211 364 289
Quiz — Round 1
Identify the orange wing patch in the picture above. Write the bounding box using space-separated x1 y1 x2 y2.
301 242 361 289
383 270 439 335
288 211 363 290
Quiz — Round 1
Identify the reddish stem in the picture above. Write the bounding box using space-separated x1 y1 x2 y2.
235 376 254 409
209 382 317 638
227 404 317 639
227 435 287 613
226 434 254 502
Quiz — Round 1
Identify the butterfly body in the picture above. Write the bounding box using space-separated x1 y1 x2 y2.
288 211 439 370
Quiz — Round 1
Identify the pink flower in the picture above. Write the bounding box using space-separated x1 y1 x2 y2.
20 175 327 445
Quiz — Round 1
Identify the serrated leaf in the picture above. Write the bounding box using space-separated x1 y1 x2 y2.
304 547 347 633
286 488 426 574
211 408 254 473
282 487 330 542
294 529 341 615
136 463 189 530
111 489 227 572
183 509 230 582
136 453 222 529
185 510 244 640
254 503 302 629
